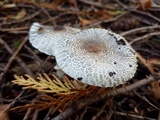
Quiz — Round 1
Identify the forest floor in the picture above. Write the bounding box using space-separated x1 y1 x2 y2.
0 0 160 120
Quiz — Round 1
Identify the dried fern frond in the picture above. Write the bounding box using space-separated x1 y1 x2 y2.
12 73 86 94
11 85 99 113
12 73 101 113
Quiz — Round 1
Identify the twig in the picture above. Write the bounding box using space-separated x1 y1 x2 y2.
78 106 87 120
0 37 34 83
24 45 53 76
4 90 27 114
18 91 38 101
105 103 114 120
41 13 67 24
130 31 160 44
121 25 160 36
135 48 160 58
158 109 160 120
115 0 160 23
24 45 44 66
91 98 113 120
43 107 55 120
0 11 41 25
134 91 159 110
23 95 40 120
23 106 34 120
0 26 29 32
32 109 39 120
52 75 158 120
136 52 154 74
78 0 114 10
115 111 156 120
7 30 28 34
86 12 128 28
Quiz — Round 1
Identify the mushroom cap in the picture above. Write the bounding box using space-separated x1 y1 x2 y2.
29 22 81 55
29 23 137 87
53 28 137 87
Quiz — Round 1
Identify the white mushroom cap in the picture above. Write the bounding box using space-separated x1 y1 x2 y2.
29 22 137 87
29 22 81 55
53 28 137 87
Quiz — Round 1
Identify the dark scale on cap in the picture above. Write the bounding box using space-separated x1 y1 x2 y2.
38 27 45 34
53 26 65 31
109 72 116 77
114 61 117 64
130 49 136 55
116 38 126 45
129 64 132 67
77 77 83 81
114 36 118 41
108 32 115 36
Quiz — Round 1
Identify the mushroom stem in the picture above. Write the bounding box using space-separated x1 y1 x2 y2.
54 64 65 78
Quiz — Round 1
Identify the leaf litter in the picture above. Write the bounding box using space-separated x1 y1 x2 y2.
0 0 160 120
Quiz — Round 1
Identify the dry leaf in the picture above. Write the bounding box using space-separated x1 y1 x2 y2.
150 81 160 100
78 10 112 27
139 0 153 10
68 0 78 8
136 52 154 74
0 104 10 120
11 0 66 11
78 16 96 27
10 9 26 20
2 3 16 8
147 58 160 69
40 0 66 10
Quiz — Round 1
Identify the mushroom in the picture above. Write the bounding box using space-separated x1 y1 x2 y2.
29 22 137 87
